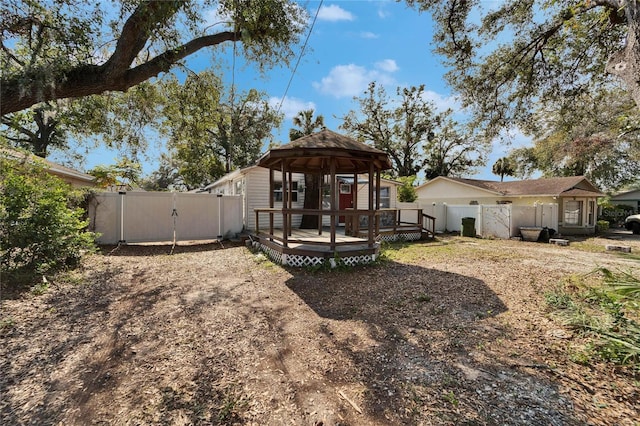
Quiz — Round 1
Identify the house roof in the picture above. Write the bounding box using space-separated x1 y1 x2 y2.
257 129 393 173
2 147 96 187
203 166 249 190
419 175 604 197
611 189 640 200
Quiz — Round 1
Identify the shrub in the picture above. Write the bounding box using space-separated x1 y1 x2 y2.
0 155 96 286
596 220 609 233
599 203 634 226
397 175 418 203
546 269 640 369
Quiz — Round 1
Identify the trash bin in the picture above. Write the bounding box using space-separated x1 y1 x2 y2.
461 217 476 237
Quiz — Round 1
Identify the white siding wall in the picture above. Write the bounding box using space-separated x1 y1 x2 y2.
354 181 399 209
247 168 305 232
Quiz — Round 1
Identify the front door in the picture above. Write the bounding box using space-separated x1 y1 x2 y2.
339 183 353 224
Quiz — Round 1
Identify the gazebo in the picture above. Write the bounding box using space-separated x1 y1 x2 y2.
251 129 433 267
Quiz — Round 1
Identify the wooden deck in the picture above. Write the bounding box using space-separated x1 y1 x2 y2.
253 227 376 257
251 208 435 266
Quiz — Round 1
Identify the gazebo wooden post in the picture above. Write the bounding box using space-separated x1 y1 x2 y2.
282 162 288 247
352 172 358 236
269 169 274 239
376 170 381 236
288 170 293 237
368 162 374 247
317 172 323 236
330 158 337 251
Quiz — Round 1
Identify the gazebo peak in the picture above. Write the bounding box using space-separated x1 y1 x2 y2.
275 129 386 153
256 129 392 173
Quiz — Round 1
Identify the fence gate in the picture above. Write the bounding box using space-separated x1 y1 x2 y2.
89 192 243 244
481 205 511 239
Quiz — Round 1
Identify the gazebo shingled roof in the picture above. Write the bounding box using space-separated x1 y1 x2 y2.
256 129 392 173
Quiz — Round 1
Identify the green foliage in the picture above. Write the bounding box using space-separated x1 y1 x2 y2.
406 1 640 141
140 154 186 191
422 110 486 179
340 83 485 178
159 71 282 189
598 203 635 226
596 220 610 233
87 158 142 190
397 176 418 202
0 155 96 285
1 0 308 114
491 157 516 182
506 89 640 191
341 82 438 177
546 269 640 368
0 82 164 161
289 109 325 141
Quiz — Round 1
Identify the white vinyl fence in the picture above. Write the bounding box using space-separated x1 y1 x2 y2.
89 192 243 244
418 202 559 239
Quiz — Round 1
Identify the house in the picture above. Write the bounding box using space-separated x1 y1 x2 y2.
202 165 402 232
610 189 640 214
1 147 96 187
415 176 604 236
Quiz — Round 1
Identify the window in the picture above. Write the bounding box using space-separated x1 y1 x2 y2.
273 181 298 202
235 180 244 195
340 184 351 194
374 186 391 208
588 200 595 226
564 200 583 226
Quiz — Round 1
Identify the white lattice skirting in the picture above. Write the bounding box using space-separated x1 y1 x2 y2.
254 242 376 268
377 232 422 242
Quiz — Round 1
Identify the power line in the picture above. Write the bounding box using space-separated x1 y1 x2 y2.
276 0 323 116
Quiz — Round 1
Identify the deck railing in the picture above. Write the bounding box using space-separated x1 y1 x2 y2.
254 207 435 248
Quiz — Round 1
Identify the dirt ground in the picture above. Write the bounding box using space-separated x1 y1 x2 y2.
1 232 639 425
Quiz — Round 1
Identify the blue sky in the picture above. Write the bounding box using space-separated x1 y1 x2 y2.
68 1 532 183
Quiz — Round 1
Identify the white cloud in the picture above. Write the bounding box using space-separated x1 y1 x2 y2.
313 63 397 98
421 90 461 112
375 59 399 73
377 6 390 19
317 5 355 22
269 96 316 119
359 31 379 39
492 127 533 150
202 7 233 31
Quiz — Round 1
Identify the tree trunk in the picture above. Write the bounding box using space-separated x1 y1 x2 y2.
606 9 640 111
299 173 320 229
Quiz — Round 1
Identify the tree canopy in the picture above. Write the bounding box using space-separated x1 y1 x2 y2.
0 82 163 159
492 157 516 182
1 0 307 115
158 71 281 189
341 82 485 179
407 0 640 140
340 83 440 177
506 88 640 191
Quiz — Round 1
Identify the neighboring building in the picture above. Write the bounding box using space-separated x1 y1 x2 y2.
415 176 604 236
202 165 401 231
610 189 640 213
1 148 96 187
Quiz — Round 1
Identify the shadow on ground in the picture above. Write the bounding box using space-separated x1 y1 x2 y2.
283 260 576 424
99 240 245 257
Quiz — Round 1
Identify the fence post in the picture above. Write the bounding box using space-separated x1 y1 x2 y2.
217 194 223 240
119 191 126 244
